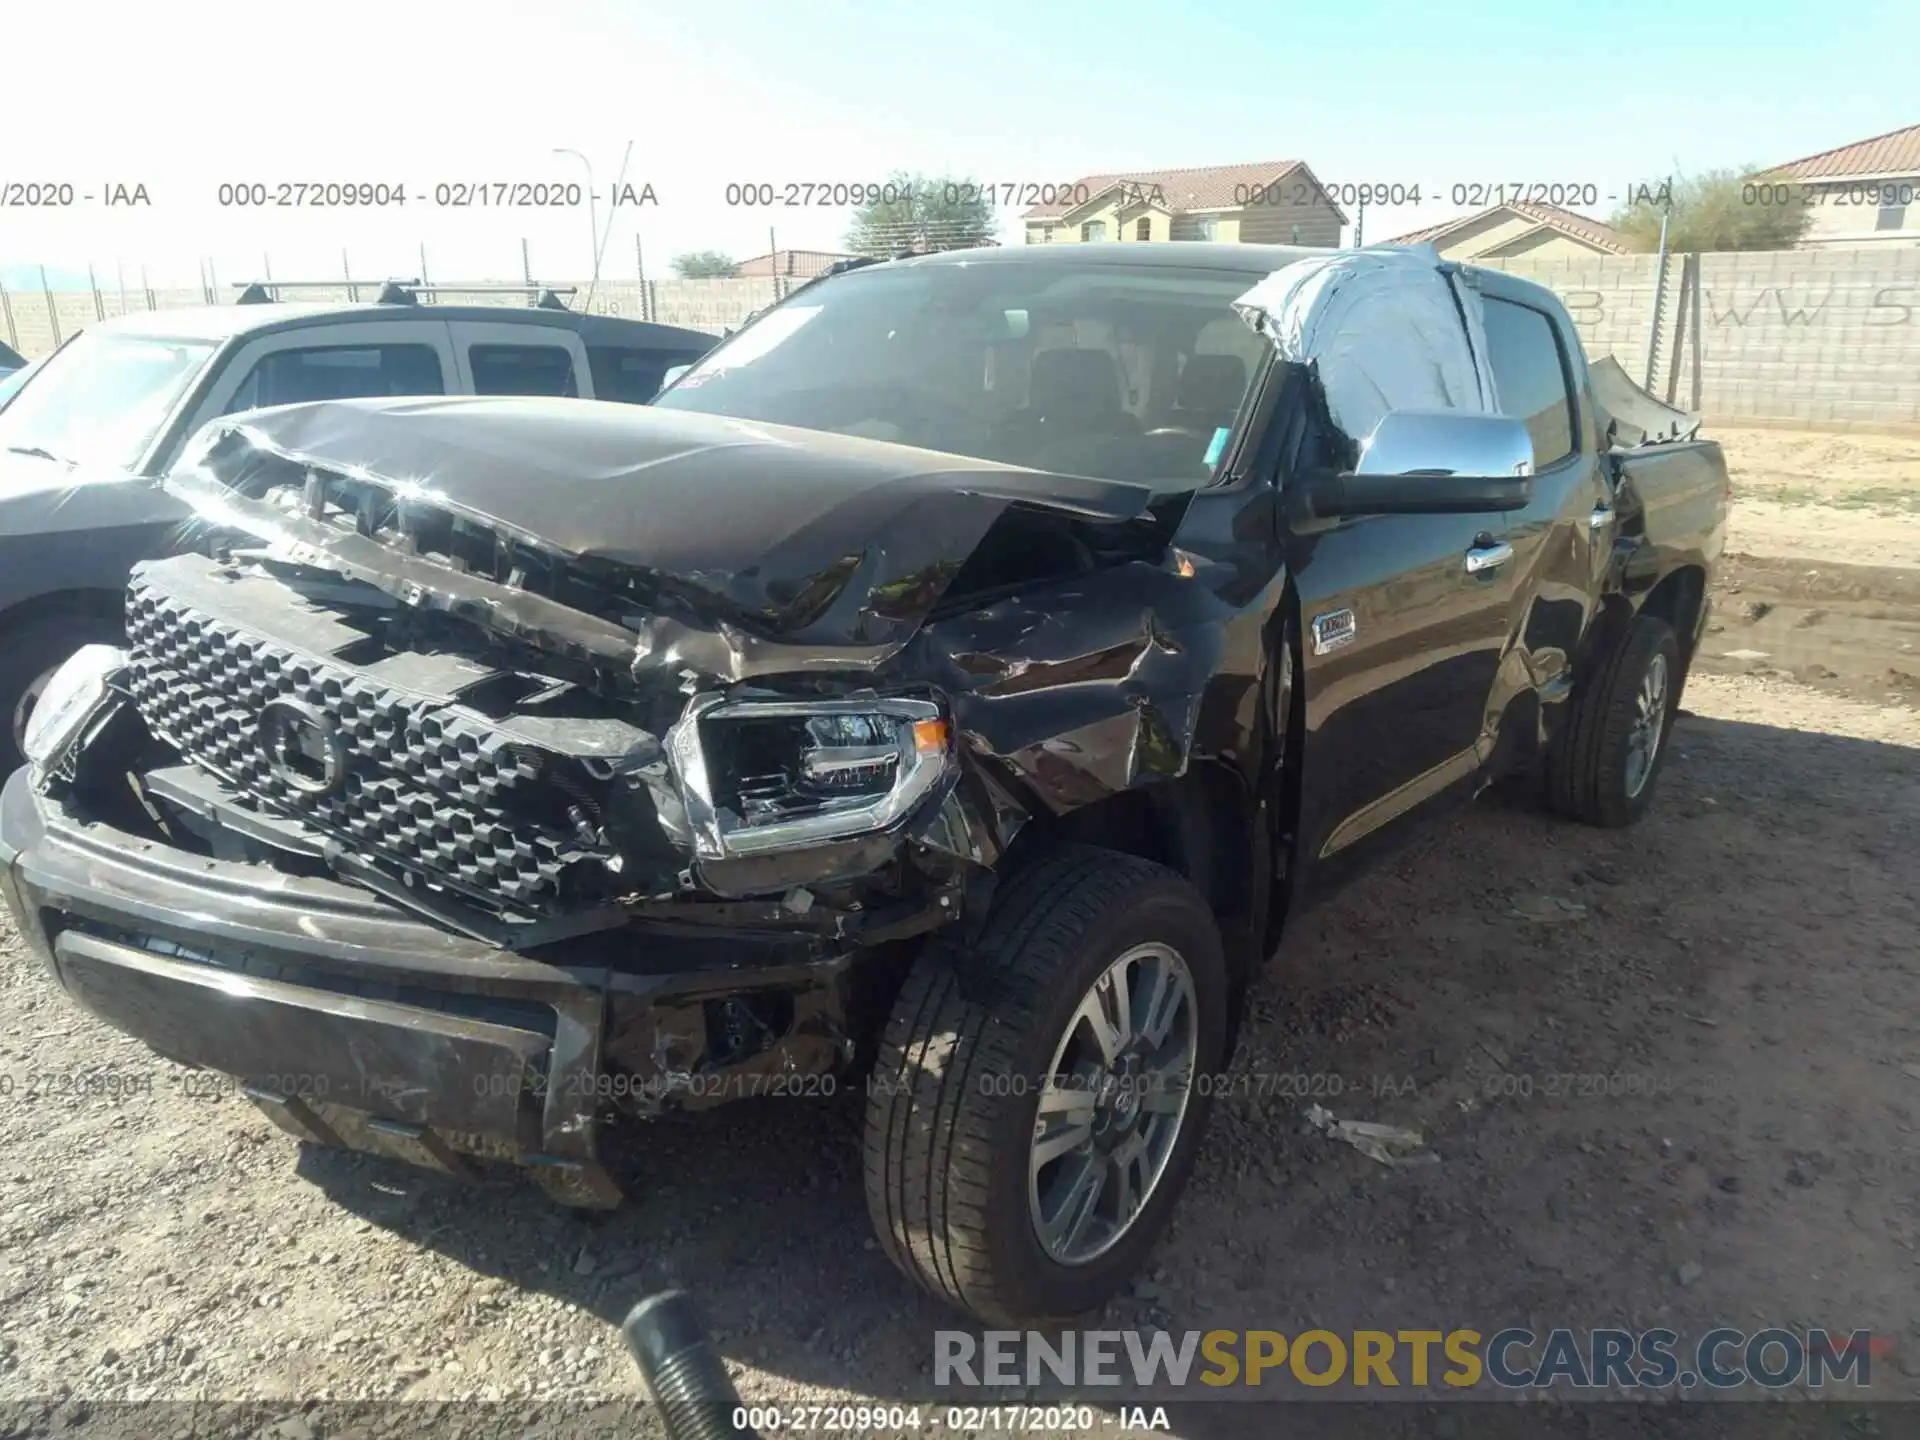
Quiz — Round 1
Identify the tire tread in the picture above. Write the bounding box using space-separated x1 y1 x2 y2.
1546 614 1678 827
862 845 1203 1324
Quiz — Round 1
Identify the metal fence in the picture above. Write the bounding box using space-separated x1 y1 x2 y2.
1 230 1003 358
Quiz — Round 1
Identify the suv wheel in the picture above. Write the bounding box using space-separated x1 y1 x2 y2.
1546 613 1680 828
863 845 1228 1325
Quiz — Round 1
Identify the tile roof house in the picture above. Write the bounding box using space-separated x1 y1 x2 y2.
1384 201 1633 259
1021 161 1345 248
1759 122 1920 247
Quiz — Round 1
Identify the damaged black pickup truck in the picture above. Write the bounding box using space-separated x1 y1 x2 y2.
0 243 1726 1325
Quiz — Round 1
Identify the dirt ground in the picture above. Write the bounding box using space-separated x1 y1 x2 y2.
1715 426 1920 573
1700 428 1920 715
0 429 1916 1437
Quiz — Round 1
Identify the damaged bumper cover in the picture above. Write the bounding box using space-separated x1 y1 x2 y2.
0 769 860 1206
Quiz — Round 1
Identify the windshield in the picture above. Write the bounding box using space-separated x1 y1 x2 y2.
0 331 218 470
653 261 1271 487
0 359 38 408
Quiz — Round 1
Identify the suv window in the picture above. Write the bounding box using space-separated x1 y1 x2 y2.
470 344 579 397
225 344 445 414
587 346 711 404
1480 297 1575 466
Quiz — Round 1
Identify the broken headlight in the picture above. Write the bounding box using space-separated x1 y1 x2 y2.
23 644 126 785
667 696 952 859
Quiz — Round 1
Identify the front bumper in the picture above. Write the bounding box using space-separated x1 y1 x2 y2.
0 769 857 1207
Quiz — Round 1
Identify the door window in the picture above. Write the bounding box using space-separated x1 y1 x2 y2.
1479 298 1576 466
587 346 711 404
468 343 579 397
223 344 445 414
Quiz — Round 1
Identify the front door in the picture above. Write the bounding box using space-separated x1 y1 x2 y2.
1285 497 1518 883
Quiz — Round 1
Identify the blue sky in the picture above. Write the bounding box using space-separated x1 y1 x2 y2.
4 0 1915 290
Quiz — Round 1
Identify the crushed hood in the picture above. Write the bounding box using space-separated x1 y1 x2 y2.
166 396 1155 676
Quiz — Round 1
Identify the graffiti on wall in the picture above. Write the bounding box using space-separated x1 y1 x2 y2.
1555 286 1916 330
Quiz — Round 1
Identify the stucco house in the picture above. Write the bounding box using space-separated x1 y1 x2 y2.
1761 122 1920 247
1384 201 1633 260
1021 161 1346 247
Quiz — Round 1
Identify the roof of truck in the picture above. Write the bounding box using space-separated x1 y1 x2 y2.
84 303 716 349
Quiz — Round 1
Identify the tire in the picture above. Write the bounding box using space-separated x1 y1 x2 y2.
863 844 1229 1325
1545 613 1680 828
0 609 125 773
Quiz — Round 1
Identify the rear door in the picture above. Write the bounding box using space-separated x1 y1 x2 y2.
448 322 593 399
1470 276 1611 711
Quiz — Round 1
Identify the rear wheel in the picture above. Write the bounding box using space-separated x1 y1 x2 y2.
0 610 124 773
863 845 1228 1325
1546 614 1680 827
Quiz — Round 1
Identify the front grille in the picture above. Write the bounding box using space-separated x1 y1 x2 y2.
123 567 599 918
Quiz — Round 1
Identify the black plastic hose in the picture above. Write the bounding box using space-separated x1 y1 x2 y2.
623 1290 755 1440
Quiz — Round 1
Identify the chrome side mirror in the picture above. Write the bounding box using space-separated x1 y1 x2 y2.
1356 409 1534 479
1301 410 1537 518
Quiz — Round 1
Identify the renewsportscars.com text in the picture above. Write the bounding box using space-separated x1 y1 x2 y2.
935 1327 1878 1392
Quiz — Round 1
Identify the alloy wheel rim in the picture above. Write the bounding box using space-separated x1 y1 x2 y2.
1624 652 1669 799
1028 942 1198 1266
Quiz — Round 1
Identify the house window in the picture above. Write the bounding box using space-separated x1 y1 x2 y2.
1135 217 1152 241
1044 225 1054 243
1192 216 1219 242
1081 220 1107 242
1876 189 1909 231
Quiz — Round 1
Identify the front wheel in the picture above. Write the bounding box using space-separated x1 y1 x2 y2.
863 845 1228 1325
1546 613 1680 828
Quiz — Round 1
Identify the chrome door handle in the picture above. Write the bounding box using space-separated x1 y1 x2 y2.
1589 503 1615 530
1464 540 1513 574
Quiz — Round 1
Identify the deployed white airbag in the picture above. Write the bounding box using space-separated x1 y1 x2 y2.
1233 246 1496 444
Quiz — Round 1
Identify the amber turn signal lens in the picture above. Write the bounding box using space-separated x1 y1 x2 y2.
911 717 949 753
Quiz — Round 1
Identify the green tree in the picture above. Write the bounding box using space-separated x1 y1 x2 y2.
1609 168 1813 253
846 173 997 256
671 250 739 278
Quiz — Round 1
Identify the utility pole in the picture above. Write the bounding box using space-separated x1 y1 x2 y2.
1643 194 1673 390
554 148 599 289
40 264 60 346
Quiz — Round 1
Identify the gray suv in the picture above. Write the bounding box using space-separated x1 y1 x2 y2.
0 294 715 768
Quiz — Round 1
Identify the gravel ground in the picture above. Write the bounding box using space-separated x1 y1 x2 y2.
1 427 1917 1438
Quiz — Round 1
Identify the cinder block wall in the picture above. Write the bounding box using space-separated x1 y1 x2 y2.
1477 248 1920 426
